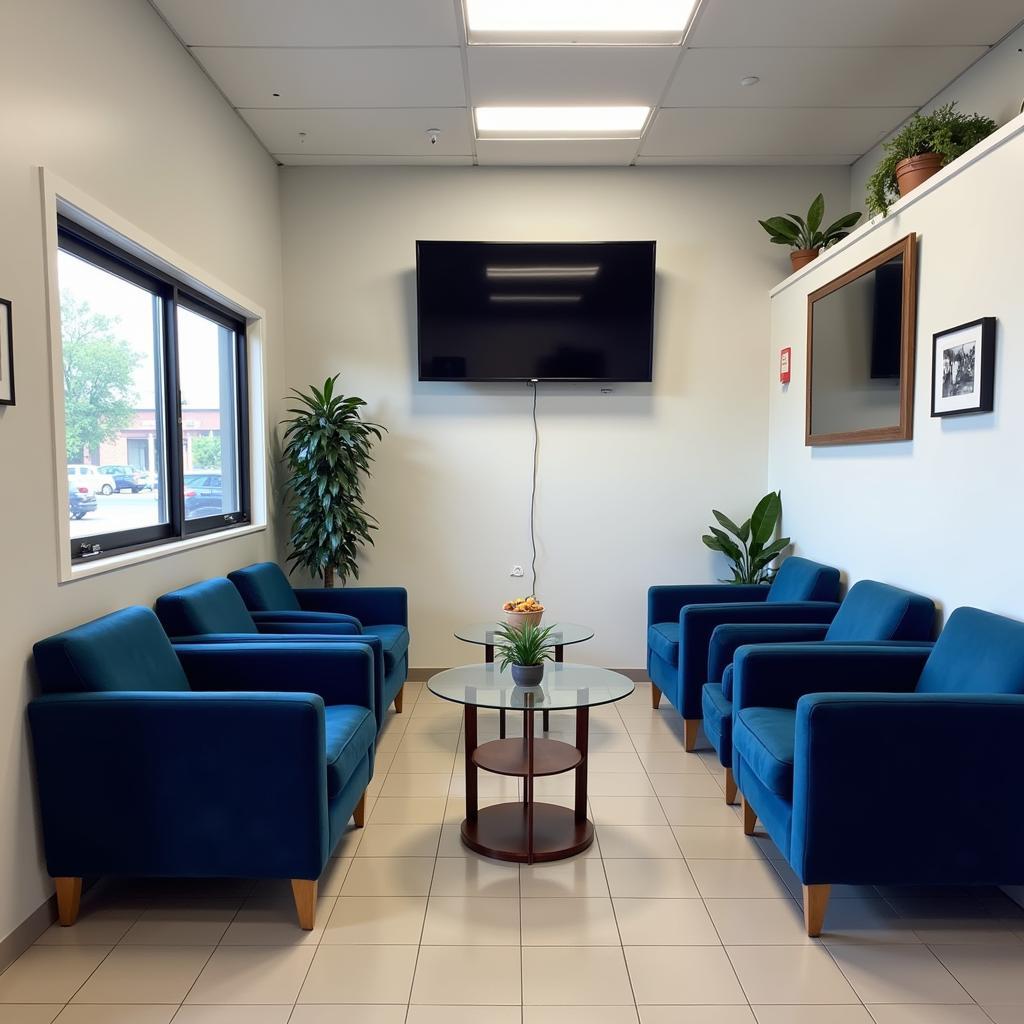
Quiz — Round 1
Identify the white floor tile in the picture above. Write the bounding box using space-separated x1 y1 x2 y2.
727 944 858 1004
297 944 418 1004
826 943 972 1004
625 945 747 1004
183 945 314 1004
0 947 111 1004
411 945 521 1004
522 946 633 1005
71 946 212 1004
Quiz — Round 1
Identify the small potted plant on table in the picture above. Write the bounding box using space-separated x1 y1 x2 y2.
758 194 861 272
494 621 557 686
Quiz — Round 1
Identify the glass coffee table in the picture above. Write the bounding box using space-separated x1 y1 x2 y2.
428 663 633 863
453 622 595 737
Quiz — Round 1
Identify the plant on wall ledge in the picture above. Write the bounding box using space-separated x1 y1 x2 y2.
758 194 861 273
702 491 790 585
282 375 386 588
866 102 997 216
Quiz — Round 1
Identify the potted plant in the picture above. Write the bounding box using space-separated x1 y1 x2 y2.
702 491 790 584
281 375 386 588
759 194 861 272
494 621 557 686
502 595 544 628
866 102 997 216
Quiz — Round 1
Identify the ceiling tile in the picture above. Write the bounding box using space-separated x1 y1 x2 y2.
468 46 680 105
642 106 917 158
636 153 860 165
152 0 460 46
665 45 988 108
241 107 473 156
276 154 474 166
193 47 466 109
475 139 640 165
690 0 1023 46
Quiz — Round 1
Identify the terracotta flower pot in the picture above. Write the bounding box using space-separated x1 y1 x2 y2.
895 152 944 197
505 609 543 628
790 248 819 272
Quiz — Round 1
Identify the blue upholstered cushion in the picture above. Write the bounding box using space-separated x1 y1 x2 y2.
324 705 376 799
766 557 840 604
228 562 302 613
367 624 410 674
156 579 258 638
721 664 735 700
33 607 190 695
826 581 935 643
701 682 731 762
917 607 1024 695
734 707 796 799
648 623 679 667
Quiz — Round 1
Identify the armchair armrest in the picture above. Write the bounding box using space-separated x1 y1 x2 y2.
27 690 329 880
707 622 830 682
791 693 1024 885
251 610 362 631
648 584 768 626
174 641 376 713
296 587 408 627
733 643 932 712
254 618 360 636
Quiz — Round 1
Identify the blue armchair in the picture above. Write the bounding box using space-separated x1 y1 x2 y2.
731 606 1024 936
29 606 377 930
702 580 935 803
154 576 404 730
229 562 410 715
647 555 840 749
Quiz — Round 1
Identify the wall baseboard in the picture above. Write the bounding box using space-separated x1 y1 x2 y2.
408 668 650 683
0 892 57 974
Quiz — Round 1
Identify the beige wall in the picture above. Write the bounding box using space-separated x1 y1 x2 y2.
0 0 284 944
280 164 850 669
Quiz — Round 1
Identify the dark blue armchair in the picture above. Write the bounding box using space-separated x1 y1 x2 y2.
731 606 1024 936
702 580 935 803
155 576 404 731
229 562 409 716
29 606 376 930
647 555 840 750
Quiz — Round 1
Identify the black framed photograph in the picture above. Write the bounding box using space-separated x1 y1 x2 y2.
0 298 14 406
931 317 995 417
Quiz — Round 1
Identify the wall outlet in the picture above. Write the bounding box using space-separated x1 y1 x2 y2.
510 565 524 578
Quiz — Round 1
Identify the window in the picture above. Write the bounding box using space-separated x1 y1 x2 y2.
58 217 249 561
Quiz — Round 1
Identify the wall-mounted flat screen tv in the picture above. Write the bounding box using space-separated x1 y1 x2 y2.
416 240 655 382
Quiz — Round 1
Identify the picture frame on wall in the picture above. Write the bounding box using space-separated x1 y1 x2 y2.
931 317 995 418
0 298 14 406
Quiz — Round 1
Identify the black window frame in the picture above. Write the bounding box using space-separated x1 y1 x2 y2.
58 216 251 564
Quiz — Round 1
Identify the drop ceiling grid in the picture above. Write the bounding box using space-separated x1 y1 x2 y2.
150 0 1024 166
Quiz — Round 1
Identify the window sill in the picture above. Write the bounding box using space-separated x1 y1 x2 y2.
61 522 266 584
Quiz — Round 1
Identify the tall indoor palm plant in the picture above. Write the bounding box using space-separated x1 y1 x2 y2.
282 375 386 588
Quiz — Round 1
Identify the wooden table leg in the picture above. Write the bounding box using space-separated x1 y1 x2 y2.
525 693 535 864
487 642 506 740
465 705 478 822
575 706 589 822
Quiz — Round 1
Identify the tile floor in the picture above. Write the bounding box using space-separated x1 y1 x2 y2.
3 680 1024 1023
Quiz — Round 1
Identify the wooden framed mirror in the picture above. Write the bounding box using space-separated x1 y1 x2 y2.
806 233 917 446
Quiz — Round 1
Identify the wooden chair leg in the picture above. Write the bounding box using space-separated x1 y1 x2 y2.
803 883 830 937
352 791 367 827
394 685 404 713
683 718 699 752
291 878 317 930
651 684 662 709
55 877 81 927
724 767 737 805
742 797 757 836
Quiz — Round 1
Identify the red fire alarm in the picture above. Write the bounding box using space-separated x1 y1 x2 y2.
780 347 792 384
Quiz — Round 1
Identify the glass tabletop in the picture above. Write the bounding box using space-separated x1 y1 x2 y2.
427 662 634 711
454 622 594 646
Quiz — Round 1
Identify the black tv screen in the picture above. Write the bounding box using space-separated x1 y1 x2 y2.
416 241 655 381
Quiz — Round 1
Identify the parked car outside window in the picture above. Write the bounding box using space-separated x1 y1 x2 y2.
68 485 97 520
99 464 146 493
66 464 118 496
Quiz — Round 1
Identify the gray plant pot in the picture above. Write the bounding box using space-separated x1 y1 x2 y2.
511 663 544 686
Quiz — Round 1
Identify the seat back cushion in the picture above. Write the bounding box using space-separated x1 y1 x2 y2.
228 562 301 613
648 623 680 668
33 606 189 695
365 624 410 674
734 707 796 799
324 705 376 799
825 580 935 642
155 578 258 638
917 607 1024 695
766 557 840 604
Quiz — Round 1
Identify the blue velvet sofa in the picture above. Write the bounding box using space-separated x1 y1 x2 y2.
702 580 935 803
154 576 406 731
228 562 409 716
731 606 1024 936
647 556 841 750
29 606 376 930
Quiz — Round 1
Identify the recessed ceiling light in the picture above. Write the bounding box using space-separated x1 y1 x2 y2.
475 106 651 140
740 75 760 87
464 0 699 45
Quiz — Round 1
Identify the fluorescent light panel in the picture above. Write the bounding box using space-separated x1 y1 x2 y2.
475 106 650 140
465 0 698 44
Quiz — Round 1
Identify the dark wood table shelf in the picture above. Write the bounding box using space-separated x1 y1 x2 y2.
472 737 583 778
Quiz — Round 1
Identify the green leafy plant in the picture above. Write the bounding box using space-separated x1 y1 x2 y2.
494 622 558 670
702 491 790 585
282 375 386 588
866 102 997 216
759 194 861 252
